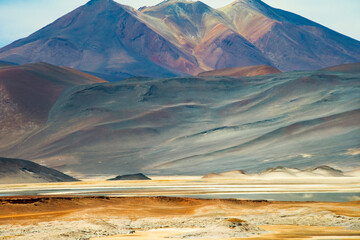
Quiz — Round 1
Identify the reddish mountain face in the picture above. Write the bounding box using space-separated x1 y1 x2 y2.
139 1 273 71
0 0 359 77
0 62 105 149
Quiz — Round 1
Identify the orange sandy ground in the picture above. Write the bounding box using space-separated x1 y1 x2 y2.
0 196 359 239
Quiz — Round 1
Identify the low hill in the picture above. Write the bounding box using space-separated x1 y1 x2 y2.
305 165 344 177
0 157 79 184
321 62 360 73
0 62 105 150
259 166 302 178
203 170 248 179
259 166 345 178
198 65 281 77
258 166 345 178
349 168 360 177
108 173 151 181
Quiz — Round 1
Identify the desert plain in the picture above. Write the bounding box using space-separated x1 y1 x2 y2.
0 176 359 240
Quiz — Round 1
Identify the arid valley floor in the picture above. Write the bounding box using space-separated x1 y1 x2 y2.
0 177 359 240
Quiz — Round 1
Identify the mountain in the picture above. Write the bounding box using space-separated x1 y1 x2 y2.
0 0 201 79
1 69 358 176
0 0 359 77
198 65 280 77
0 62 105 150
0 157 79 184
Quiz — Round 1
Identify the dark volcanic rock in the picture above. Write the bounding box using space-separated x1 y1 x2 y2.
0 157 79 184
108 173 151 181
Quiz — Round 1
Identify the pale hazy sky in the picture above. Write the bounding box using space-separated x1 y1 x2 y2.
0 0 359 48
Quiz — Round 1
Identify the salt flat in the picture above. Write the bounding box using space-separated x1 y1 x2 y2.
0 176 359 202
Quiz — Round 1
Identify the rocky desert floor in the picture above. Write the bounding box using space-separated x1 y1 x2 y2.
0 177 359 239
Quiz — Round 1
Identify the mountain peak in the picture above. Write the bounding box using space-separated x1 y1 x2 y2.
235 0 264 5
159 0 194 4
152 0 209 8
227 0 270 11
86 0 112 6
84 0 121 12
142 0 213 16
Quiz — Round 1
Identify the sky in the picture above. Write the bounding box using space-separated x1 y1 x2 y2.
0 0 359 48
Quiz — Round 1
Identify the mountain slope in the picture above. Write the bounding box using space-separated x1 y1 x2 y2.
1 69 358 176
0 0 201 78
193 24 273 70
0 157 79 184
0 60 16 68
0 62 105 150
220 0 360 71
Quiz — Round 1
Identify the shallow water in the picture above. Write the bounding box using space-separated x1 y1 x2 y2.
0 186 358 202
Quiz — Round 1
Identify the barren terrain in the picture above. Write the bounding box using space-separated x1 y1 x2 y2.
0 177 359 239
